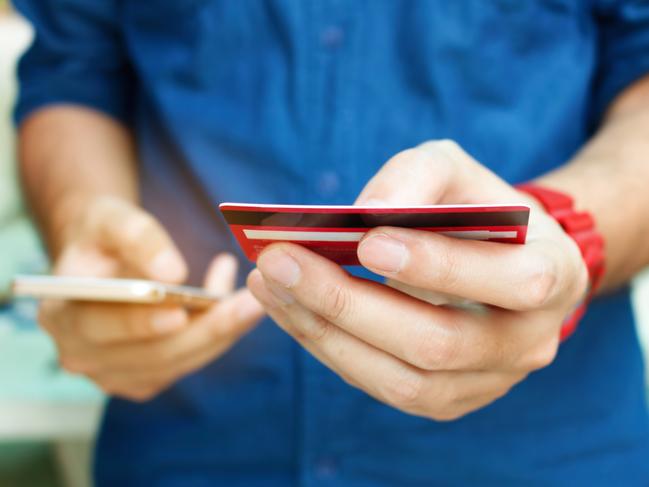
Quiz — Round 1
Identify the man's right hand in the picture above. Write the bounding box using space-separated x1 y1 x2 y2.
39 196 264 402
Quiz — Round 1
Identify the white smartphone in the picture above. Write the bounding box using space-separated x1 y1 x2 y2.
11 275 221 310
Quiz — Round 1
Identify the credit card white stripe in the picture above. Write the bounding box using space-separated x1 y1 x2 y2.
439 230 518 240
221 202 530 210
242 229 517 242
244 230 365 242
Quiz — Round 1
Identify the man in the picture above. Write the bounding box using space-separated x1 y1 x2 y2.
14 1 649 485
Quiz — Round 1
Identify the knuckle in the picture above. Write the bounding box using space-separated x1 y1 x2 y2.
410 325 446 370
295 313 333 343
386 148 422 169
148 342 179 367
87 196 124 232
410 316 463 370
571 259 590 304
336 371 360 390
385 148 437 181
419 139 464 163
208 317 233 343
74 319 99 344
436 378 462 406
433 138 462 155
420 377 467 422
433 243 462 291
204 315 227 341
123 212 157 246
87 195 116 220
127 387 160 403
72 314 104 345
525 253 559 308
380 369 425 409
429 407 467 422
100 379 164 402
116 388 151 402
127 308 162 338
522 338 559 370
127 314 150 338
320 283 354 322
94 195 119 211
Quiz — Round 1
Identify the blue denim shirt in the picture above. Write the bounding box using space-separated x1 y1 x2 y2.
15 1 649 485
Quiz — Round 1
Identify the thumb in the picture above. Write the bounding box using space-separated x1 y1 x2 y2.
196 286 265 341
197 253 264 336
356 140 517 206
83 197 187 283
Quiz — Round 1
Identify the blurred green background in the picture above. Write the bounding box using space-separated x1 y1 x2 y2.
1 2 649 486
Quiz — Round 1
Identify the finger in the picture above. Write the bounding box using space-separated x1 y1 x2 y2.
249 284 524 420
39 299 188 360
255 243 560 372
358 226 573 311
90 280 268 398
52 254 240 345
247 268 358 383
64 302 189 344
204 253 238 295
386 279 462 307
254 287 427 410
58 289 264 374
87 331 233 400
85 197 187 282
355 140 519 206
54 244 120 278
276 304 525 420
85 371 166 402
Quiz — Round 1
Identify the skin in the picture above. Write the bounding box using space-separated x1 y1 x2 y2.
20 75 649 410
247 75 649 421
20 107 264 402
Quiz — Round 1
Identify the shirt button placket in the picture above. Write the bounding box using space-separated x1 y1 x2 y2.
301 4 353 487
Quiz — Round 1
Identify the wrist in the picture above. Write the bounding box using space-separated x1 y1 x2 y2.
515 183 606 340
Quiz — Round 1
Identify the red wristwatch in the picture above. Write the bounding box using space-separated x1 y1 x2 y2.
516 184 605 341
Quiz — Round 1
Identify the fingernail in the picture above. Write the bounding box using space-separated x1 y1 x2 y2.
257 249 301 288
151 309 186 333
149 249 187 282
358 234 407 273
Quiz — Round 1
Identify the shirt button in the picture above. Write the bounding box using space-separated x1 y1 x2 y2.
317 171 341 196
320 25 345 48
315 457 338 479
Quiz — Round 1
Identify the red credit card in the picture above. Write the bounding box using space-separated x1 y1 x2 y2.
220 203 530 265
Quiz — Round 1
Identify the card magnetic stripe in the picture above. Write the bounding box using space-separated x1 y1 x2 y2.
220 210 529 228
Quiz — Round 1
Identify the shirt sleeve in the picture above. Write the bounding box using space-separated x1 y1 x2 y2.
13 0 134 126
591 0 649 123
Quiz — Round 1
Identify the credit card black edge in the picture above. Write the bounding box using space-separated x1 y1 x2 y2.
221 210 529 228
